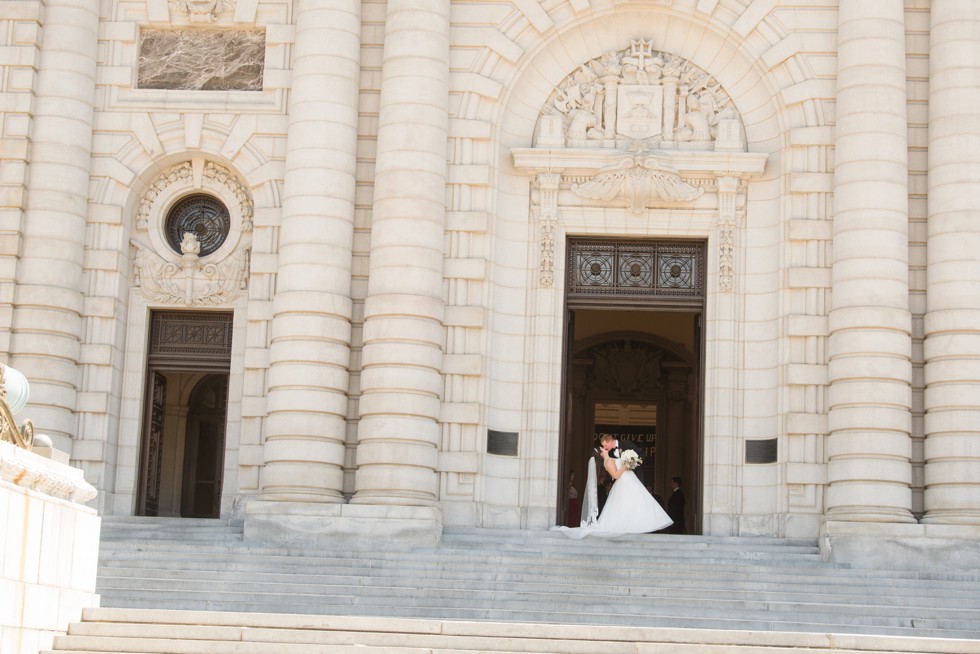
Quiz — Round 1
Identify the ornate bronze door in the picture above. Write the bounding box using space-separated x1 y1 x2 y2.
138 371 167 516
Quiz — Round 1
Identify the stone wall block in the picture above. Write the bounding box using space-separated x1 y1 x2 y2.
359 366 443 397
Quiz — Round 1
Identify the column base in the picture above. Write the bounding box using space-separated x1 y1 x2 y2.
821 520 980 572
244 499 442 548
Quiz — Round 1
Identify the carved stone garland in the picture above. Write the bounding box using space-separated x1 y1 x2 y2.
512 38 767 291
132 161 252 306
138 161 253 233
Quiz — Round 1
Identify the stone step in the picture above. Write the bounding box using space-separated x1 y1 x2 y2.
94 545 980 591
93 567 980 609
443 527 822 551
92 523 980 641
45 608 980 653
91 582 980 633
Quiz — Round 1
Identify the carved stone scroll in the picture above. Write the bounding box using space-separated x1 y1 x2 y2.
537 172 562 287
571 151 703 213
716 176 741 293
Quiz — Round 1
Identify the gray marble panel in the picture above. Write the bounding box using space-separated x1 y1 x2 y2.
138 29 264 91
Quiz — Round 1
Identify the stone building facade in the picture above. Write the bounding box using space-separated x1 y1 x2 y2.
2 0 979 569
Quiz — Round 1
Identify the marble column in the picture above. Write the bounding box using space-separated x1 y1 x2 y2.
826 0 914 523
260 0 360 502
921 1 980 525
351 0 450 507
8 0 99 449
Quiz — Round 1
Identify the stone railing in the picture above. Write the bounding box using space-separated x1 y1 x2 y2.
0 364 101 654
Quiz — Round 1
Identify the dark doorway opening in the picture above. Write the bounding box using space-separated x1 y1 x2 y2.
137 311 232 518
558 239 704 533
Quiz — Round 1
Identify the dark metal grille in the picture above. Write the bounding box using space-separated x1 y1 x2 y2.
568 239 705 301
165 194 230 256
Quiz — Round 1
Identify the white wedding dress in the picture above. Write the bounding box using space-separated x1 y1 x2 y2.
552 457 672 539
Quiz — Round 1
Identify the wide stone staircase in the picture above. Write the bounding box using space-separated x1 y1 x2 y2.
45 516 980 653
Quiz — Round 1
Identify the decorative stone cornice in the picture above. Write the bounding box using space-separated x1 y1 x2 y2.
512 147 768 179
0 441 97 504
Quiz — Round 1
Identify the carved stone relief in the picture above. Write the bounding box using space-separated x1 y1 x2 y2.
169 0 236 22
138 29 264 91
586 340 664 394
133 234 248 306
132 160 252 306
536 38 744 152
571 150 703 214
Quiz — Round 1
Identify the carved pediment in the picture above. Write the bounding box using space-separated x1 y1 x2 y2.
536 38 744 152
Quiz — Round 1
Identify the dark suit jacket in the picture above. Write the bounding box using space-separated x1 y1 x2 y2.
667 488 686 533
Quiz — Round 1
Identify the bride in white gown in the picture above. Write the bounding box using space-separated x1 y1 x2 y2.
552 447 672 539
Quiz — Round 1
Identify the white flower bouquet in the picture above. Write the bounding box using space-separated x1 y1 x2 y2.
621 449 642 471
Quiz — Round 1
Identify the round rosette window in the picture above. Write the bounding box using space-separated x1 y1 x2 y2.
164 194 231 257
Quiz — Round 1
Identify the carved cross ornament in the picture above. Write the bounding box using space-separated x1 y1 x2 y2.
511 38 767 292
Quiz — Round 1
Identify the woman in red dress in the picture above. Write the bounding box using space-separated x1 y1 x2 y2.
565 469 580 527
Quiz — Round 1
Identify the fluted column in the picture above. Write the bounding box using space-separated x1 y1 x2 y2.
351 0 450 506
922 1 980 525
260 0 361 502
8 0 98 449
826 0 914 523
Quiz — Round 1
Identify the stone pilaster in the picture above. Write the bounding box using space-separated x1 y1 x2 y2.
259 0 361 502
351 0 450 507
8 0 98 449
921 0 980 525
826 0 914 523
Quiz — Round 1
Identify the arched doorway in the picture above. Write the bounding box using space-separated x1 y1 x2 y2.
181 375 228 518
559 238 704 532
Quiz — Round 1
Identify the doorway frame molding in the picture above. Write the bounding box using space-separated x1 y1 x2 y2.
509 152 766 532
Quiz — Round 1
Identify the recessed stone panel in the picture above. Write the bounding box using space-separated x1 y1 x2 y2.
138 29 265 91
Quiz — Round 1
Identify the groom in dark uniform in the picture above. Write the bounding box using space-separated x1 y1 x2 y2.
599 433 645 486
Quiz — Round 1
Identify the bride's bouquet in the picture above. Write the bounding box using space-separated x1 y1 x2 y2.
621 449 642 471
